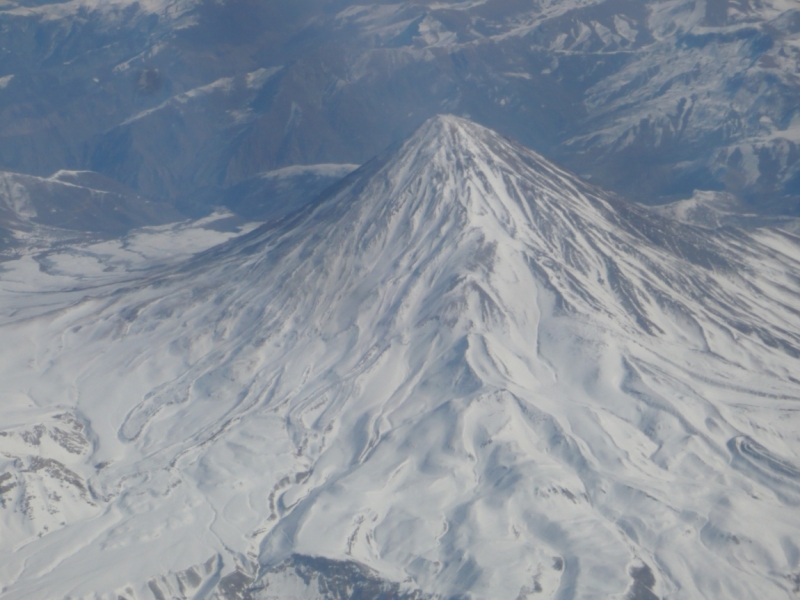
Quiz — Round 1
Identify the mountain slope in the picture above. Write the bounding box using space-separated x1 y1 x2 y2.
0 169 181 236
0 168 184 262
1 116 799 599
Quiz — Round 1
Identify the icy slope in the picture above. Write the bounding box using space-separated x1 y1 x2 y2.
1 116 800 599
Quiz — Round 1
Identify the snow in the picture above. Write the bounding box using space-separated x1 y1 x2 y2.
121 68 282 126
0 0 199 24
0 210 259 320
246 68 281 90
257 164 360 182
0 172 36 219
1 116 800 599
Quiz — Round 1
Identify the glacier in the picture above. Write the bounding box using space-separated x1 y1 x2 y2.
0 116 799 599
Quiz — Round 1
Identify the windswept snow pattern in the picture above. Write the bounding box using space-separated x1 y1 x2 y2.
1 116 800 599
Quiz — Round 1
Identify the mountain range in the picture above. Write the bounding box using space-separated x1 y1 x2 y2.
1 0 800 216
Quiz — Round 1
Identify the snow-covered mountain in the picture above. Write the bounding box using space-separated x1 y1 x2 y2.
1 116 799 599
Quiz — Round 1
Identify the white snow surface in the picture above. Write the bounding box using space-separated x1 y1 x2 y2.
0 210 259 320
257 164 361 182
1 116 800 599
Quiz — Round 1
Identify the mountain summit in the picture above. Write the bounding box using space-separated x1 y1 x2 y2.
1 117 800 599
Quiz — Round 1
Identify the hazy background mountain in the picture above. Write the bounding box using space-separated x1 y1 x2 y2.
1 0 799 218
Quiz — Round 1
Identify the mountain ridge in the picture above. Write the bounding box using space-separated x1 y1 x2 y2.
3 0 800 212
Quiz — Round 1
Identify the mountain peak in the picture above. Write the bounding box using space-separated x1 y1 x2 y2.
351 113 609 238
409 113 485 142
404 113 533 167
234 115 768 343
357 114 630 265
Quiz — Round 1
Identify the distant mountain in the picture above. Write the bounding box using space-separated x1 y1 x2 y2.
651 189 800 233
1 117 799 599
0 169 181 256
221 163 358 221
0 0 798 212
